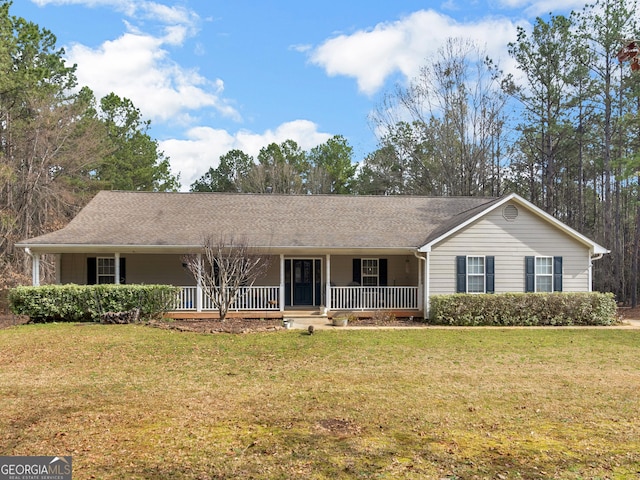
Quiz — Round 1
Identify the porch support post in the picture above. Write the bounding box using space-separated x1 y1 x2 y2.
325 254 331 312
196 253 203 312
31 251 40 287
114 253 120 285
279 254 285 312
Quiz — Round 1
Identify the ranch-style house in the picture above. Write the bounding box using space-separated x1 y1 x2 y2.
16 191 609 319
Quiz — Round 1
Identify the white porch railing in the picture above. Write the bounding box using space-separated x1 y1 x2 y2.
331 286 418 310
175 285 418 311
176 286 198 310
175 286 280 311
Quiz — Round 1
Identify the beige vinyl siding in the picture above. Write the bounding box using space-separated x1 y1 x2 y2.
429 203 591 295
60 253 90 284
329 256 353 286
328 255 418 286
60 253 194 285
123 255 193 285
61 253 422 287
61 253 284 286
388 255 418 286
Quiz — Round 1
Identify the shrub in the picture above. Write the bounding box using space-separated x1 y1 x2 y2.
8 284 180 323
429 292 618 326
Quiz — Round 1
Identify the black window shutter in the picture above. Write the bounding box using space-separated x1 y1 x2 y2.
379 259 387 286
87 257 96 285
119 257 126 284
525 256 535 292
553 256 563 292
485 256 495 293
284 259 291 306
456 256 466 293
352 259 361 285
213 261 220 286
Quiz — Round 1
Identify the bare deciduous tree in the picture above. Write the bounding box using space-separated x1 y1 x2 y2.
369 37 508 197
183 236 271 321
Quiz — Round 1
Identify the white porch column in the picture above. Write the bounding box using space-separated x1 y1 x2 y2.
196 253 203 312
114 253 120 284
31 252 40 286
325 254 331 312
279 254 285 312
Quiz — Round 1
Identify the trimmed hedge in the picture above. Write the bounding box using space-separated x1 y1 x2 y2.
429 292 618 326
8 284 180 323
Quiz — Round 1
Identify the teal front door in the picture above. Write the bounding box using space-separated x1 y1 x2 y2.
293 259 314 305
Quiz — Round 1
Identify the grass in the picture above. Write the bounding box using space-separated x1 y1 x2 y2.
1 324 639 479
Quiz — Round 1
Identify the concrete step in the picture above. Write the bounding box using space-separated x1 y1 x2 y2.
282 316 337 330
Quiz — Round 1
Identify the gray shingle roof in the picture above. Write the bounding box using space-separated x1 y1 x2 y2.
18 191 501 250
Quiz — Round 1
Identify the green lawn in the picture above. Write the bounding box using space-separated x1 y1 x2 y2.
1 324 639 479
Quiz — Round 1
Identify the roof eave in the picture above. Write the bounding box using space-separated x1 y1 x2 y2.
16 243 419 255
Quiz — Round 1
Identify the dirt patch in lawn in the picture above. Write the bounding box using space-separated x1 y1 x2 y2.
0 313 28 329
148 315 423 334
0 313 420 333
147 317 286 334
347 316 420 327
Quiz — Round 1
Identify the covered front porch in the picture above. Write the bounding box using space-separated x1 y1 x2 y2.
29 249 426 317
172 253 423 315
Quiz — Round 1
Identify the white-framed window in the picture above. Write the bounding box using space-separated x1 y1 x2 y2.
361 258 379 286
97 257 116 284
535 256 553 292
467 256 485 293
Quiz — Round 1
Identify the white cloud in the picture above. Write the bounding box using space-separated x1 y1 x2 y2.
32 0 199 28
310 9 523 95
160 120 333 190
40 0 235 125
66 30 241 123
495 0 587 16
289 44 312 53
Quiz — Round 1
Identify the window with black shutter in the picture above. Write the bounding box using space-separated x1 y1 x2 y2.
525 256 562 292
456 256 494 293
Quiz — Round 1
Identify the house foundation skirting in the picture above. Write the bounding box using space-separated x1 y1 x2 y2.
165 309 422 321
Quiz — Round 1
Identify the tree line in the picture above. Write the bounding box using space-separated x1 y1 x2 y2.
0 1 179 290
3 0 640 306
190 135 357 195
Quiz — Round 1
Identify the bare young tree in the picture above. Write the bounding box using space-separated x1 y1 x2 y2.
369 37 508 197
183 235 271 321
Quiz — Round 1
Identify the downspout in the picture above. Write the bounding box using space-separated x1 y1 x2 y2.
589 253 605 293
414 251 428 319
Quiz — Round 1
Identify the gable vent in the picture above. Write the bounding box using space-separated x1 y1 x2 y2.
503 204 519 221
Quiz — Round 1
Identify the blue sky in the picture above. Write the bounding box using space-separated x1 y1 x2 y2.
13 0 583 189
